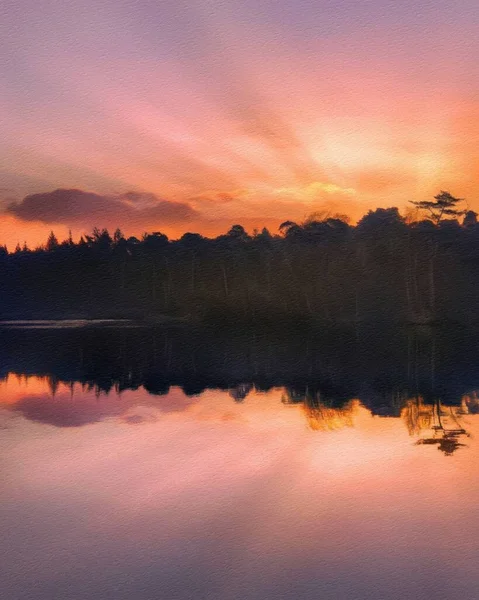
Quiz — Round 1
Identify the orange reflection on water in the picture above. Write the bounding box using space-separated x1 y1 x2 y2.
2 377 479 599
0 374 475 448
0 374 56 404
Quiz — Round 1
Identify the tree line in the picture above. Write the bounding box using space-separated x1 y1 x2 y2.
1 191 478 324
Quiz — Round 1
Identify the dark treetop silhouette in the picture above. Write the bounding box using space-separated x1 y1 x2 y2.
1 191 478 325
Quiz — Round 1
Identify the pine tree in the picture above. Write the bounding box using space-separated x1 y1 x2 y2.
46 231 59 252
409 191 465 225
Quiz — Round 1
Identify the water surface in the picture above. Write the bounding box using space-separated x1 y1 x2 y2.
1 326 479 600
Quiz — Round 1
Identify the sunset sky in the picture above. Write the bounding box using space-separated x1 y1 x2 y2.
1 0 478 248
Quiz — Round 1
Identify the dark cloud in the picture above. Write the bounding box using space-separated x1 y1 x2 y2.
5 188 199 227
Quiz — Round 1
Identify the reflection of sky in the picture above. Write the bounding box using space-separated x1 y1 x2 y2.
1 1 479 248
1 377 479 599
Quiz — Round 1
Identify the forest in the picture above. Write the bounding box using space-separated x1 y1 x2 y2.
1 191 479 324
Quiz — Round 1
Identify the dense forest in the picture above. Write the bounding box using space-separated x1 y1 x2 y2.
2 191 479 324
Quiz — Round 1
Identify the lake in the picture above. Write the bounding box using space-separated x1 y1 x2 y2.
1 324 479 600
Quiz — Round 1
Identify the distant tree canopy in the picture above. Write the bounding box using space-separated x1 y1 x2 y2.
1 192 479 324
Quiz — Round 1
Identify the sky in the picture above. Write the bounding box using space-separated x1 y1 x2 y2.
1 0 478 248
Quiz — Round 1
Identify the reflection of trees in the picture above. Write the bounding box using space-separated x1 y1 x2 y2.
462 392 479 414
402 396 432 436
402 397 469 455
228 383 253 402
282 388 359 431
302 399 358 431
281 388 306 404
3 325 479 445
417 433 467 456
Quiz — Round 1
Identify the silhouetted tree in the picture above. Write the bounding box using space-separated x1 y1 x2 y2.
410 191 465 224
463 210 478 227
46 231 59 252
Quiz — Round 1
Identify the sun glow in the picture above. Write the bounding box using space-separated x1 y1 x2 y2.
1 1 478 246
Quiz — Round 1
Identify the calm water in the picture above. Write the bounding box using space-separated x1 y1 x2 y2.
2 325 479 600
